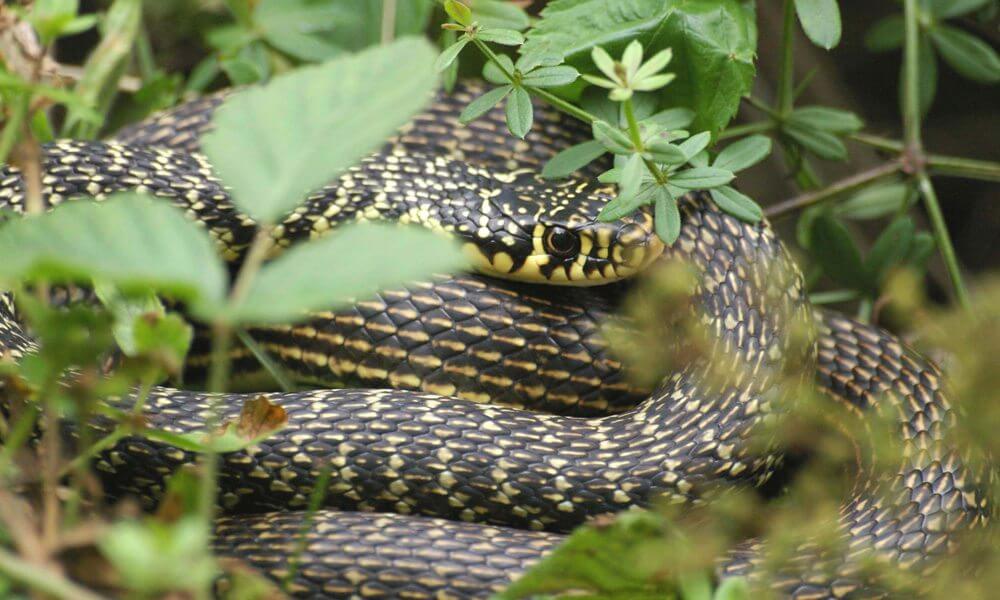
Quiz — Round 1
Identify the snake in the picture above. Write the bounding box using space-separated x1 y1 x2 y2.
0 82 990 599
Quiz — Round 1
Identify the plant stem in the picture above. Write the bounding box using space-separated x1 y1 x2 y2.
777 0 796 116
470 38 598 125
282 466 332 591
623 98 668 185
718 121 774 140
809 289 861 305
916 173 970 309
0 548 109 600
381 0 397 45
902 0 923 152
0 403 39 478
0 93 30 164
237 329 295 392
766 161 903 217
851 133 1000 182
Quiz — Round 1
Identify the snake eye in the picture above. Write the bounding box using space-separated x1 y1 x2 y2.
544 226 580 258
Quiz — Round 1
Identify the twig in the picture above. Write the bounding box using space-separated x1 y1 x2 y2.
916 173 970 309
851 133 1000 182
765 161 903 217
381 0 397 45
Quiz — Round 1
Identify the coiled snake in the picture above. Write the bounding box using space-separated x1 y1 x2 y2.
0 83 990 598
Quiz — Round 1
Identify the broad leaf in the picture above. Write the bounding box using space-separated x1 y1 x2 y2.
654 188 680 244
521 0 757 135
505 86 534 138
228 224 466 323
202 37 438 223
794 0 842 49
0 195 227 314
256 0 355 61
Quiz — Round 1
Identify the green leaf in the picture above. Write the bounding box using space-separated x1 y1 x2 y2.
220 56 265 85
436 36 470 72
471 0 531 30
202 38 437 224
710 186 763 223
477 28 525 46
712 134 772 172
835 183 910 220
786 106 863 134
654 187 681 244
917 34 939 117
0 195 227 315
641 107 695 130
459 85 512 124
865 15 904 52
520 65 579 88
809 213 869 290
483 54 516 84
227 224 465 323
542 140 607 179
679 573 712 600
647 139 687 164
783 123 848 161
256 0 354 61
444 0 473 26
671 167 734 189
520 0 757 135
866 216 915 285
599 155 647 221
100 518 216 595
906 232 936 270
794 0 842 49
131 313 193 376
713 577 750 600
94 282 166 357
593 120 635 155
505 86 534 138
617 152 646 202
678 131 712 161
62 0 142 139
929 0 991 19
929 25 1000 84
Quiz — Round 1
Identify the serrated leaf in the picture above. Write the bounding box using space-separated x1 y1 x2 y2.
228 224 466 324
542 140 607 179
477 28 525 46
929 25 1000 84
654 188 680 244
783 123 848 161
670 167 734 189
459 85 512 124
835 183 909 220
865 15 903 52
710 186 763 223
866 217 915 285
521 65 579 88
678 131 711 160
794 0 842 49
520 0 756 135
202 38 437 224
712 135 772 172
505 86 534 138
786 106 863 133
809 213 869 290
436 36 470 72
593 120 635 155
0 195 227 315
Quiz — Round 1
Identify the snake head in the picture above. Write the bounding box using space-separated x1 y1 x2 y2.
461 183 665 286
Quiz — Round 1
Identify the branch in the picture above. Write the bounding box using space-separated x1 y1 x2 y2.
765 161 903 218
852 133 1000 182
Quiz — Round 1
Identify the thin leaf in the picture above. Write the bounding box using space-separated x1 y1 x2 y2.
435 36 470 72
865 15 904 52
444 0 473 26
542 140 607 179
641 107 695 130
477 28 524 46
712 135 772 172
678 131 711 160
202 38 437 224
647 139 687 165
654 188 680 244
786 106 863 133
593 120 634 154
459 85 512 124
483 54 515 84
866 217 915 285
670 167 734 189
835 183 910 220
929 0 991 19
783 123 848 161
229 224 467 324
794 0 842 49
809 213 870 290
929 25 1000 83
505 86 534 138
710 186 763 223
521 65 579 88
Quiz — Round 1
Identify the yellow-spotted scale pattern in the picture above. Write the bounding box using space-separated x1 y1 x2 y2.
0 81 988 598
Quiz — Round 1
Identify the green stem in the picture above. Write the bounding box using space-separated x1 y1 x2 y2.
237 329 295 392
470 38 598 125
0 548 108 600
916 173 970 309
0 404 39 478
0 93 30 164
809 289 861 305
765 160 903 217
718 121 775 140
623 98 668 185
777 0 796 116
282 466 332 592
851 133 1000 182
857 298 874 323
902 0 923 151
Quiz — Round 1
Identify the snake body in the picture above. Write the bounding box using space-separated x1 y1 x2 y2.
0 82 989 598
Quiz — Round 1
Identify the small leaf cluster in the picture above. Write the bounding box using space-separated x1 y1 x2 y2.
866 0 1000 115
